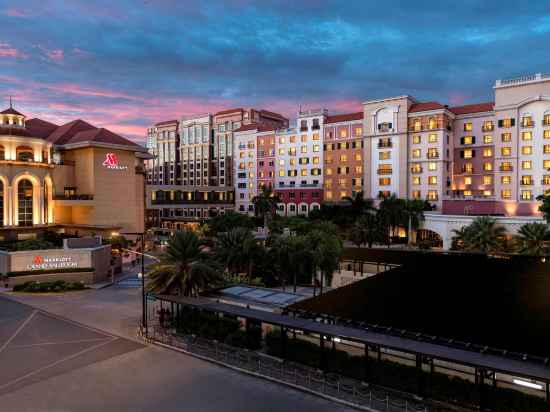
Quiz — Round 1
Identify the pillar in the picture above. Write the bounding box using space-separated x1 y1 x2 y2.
319 334 326 371
363 344 370 380
280 327 287 360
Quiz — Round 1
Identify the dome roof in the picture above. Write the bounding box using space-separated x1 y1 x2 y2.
0 106 24 116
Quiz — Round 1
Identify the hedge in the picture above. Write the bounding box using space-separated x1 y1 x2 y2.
7 267 94 277
13 280 88 293
265 330 550 412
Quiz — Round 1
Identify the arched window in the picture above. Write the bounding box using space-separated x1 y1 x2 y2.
17 146 34 162
0 145 5 161
18 179 33 227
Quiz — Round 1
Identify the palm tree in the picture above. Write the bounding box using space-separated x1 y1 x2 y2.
308 229 343 295
349 213 381 248
147 230 221 297
342 191 374 217
214 227 261 283
403 199 429 244
451 226 469 250
515 222 550 256
252 186 280 228
458 217 507 253
271 234 312 292
377 194 406 243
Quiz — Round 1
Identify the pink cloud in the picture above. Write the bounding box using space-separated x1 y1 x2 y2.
36 45 64 62
0 42 27 59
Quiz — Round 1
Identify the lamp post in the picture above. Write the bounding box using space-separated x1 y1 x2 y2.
121 232 146 336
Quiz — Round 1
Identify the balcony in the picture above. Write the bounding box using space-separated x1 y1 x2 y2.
499 165 513 172
460 167 474 174
300 127 308 132
311 125 320 130
151 198 233 205
53 194 94 206
521 121 535 128
520 180 534 186
542 177 550 185
482 125 494 132
427 153 439 159
410 167 423 174
377 141 392 148
377 168 393 175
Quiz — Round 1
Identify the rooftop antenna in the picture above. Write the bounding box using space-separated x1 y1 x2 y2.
9 95 12 108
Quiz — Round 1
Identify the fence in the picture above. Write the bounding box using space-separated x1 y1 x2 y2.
143 325 472 412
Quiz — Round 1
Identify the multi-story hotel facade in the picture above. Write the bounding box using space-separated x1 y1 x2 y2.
0 104 147 240
146 73 550 244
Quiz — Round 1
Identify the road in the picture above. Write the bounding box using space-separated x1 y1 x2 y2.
0 275 355 412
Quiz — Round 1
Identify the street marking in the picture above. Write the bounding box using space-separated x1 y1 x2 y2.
10 337 112 349
0 337 117 391
0 310 37 355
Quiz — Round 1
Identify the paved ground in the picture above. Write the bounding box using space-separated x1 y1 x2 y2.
0 283 355 412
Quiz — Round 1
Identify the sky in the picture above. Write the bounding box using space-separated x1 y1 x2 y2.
1 0 550 144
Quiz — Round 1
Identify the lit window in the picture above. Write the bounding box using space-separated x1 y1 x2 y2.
542 175 550 185
521 116 534 127
483 135 493 144
412 149 421 158
427 190 438 200
355 166 363 173
427 148 438 158
544 160 550 169
278 148 284 155
483 162 493 171
464 122 473 132
501 176 511 184
428 162 437 171
522 146 533 155
501 133 512 142
301 169 307 176
379 151 391 160
545 130 550 139
521 190 533 201
279 159 285 166
411 163 422 173
379 177 391 186
313 145 320 152
521 175 533 185
428 133 438 143
463 149 473 159
482 121 494 131
289 159 296 166
340 129 348 138
501 147 511 157
544 114 550 126
522 131 533 141
290 136 296 143
301 145 307 154
354 127 362 137
412 190 421 199
428 176 437 185
279 137 285 144
501 162 513 171
483 190 492 197
340 155 348 162
312 133 320 140
463 190 472 196
279 170 285 177
545 145 550 154
355 153 362 161
463 136 474 145
326 168 332 175
412 176 421 185
483 175 492 185
464 177 472 185
412 135 421 144
325 191 332 200
500 118 514 128
483 148 492 157
501 190 512 199
464 163 474 173
313 156 319 164
413 119 421 131
522 160 532 170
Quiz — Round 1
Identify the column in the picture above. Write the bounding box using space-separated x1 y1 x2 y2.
10 185 16 226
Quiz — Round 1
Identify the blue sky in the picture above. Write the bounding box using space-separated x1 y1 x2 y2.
1 0 549 142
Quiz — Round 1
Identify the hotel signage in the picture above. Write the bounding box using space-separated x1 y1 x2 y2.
102 153 128 170
27 255 79 271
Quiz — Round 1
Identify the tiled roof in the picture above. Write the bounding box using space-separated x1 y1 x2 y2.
0 107 24 116
66 127 141 147
46 119 97 145
325 112 363 124
409 102 445 113
234 123 276 133
215 108 244 116
449 102 494 115
259 109 287 121
26 118 59 139
155 119 178 127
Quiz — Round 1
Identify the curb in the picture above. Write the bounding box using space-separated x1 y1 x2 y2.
148 337 378 412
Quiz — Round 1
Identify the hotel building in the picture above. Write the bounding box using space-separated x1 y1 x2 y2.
0 104 147 240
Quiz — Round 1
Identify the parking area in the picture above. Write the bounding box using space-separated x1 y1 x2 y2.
0 296 143 396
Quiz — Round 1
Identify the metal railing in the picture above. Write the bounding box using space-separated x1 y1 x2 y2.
143 326 469 412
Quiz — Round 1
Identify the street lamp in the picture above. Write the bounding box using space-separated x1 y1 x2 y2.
120 232 147 336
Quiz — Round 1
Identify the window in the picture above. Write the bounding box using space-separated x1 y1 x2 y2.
522 146 533 155
18 179 33 226
543 175 550 185
483 175 492 185
279 137 286 144
501 162 513 171
545 145 550 154
411 163 422 173
499 118 515 128
412 176 421 185
340 154 348 162
412 135 421 144
300 145 307 154
464 122 473 132
288 148 296 156
522 160 532 170
545 130 550 139
462 136 474 145
427 190 438 201
544 114 550 126
355 166 363 173
483 190 492 197
412 190 421 199
483 162 493 171
501 147 511 157
464 177 472 185
501 176 511 184
379 177 391 186
378 164 392 174
463 149 473 159
427 148 438 159
428 176 437 185
313 156 320 164
428 133 438 143
354 127 362 137
501 190 512 199
301 169 307 176
412 149 421 158
413 119 422 131
482 121 494 131
379 151 391 160
483 135 493 144
522 131 533 141
521 175 533 185
463 163 474 173
301 134 307 142
483 148 492 157
501 133 512 142
312 133 320 140
521 116 534 127
279 170 285 177
428 162 437 171
544 160 550 169
340 129 348 138
521 190 533 201
313 145 320 152
290 135 296 143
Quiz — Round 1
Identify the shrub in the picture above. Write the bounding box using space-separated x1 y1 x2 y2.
12 280 88 293
14 239 55 251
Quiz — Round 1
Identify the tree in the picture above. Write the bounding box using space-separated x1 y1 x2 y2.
537 194 550 223
147 230 221 297
252 187 281 228
342 191 374 217
271 234 313 293
514 222 550 256
214 227 261 282
348 213 381 248
307 229 343 295
207 211 255 236
377 194 406 242
403 199 429 244
453 217 507 254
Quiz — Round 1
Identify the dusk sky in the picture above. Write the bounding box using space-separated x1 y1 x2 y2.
1 0 550 144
